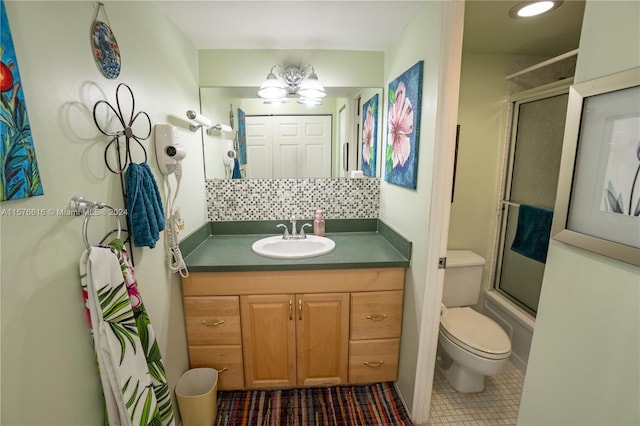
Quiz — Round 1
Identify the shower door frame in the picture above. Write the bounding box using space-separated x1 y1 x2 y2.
492 78 574 316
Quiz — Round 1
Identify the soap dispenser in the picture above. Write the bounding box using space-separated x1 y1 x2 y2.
313 209 325 236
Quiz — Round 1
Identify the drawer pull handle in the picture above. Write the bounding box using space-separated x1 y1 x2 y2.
365 314 387 321
298 299 303 320
201 320 225 327
363 360 385 368
289 300 293 320
217 367 229 373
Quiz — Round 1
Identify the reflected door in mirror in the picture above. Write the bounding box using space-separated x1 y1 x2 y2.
246 115 332 178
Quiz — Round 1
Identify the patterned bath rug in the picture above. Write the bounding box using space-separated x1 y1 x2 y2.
214 382 413 425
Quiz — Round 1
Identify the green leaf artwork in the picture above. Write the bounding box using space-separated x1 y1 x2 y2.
1 0 44 201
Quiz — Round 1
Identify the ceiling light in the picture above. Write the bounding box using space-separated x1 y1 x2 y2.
258 64 326 104
509 1 563 18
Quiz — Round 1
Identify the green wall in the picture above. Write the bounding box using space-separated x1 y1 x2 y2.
380 1 451 413
198 49 384 89
448 53 513 307
0 1 203 423
518 1 640 424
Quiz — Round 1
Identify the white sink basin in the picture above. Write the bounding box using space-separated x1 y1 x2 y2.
252 235 335 259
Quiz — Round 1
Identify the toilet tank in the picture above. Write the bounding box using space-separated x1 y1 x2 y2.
442 250 486 307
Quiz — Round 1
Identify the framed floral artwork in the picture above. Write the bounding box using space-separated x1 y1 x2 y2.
1 0 44 201
552 66 640 266
361 94 379 177
385 61 423 189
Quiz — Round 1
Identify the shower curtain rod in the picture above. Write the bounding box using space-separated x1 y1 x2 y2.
505 48 579 81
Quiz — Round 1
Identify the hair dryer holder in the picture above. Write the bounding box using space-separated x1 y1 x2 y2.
155 124 186 175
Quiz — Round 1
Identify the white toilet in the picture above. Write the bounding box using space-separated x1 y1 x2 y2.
437 250 511 393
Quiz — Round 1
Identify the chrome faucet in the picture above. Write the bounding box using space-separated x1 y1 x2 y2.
276 223 289 239
277 214 311 240
290 215 298 237
300 223 312 237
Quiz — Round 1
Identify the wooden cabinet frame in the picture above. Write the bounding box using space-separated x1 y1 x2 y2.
181 268 405 390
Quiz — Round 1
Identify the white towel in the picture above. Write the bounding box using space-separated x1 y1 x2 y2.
80 247 160 425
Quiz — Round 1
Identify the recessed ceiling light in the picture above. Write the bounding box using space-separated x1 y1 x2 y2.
509 1 564 18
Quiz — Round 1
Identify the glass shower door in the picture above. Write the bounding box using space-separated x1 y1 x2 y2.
495 87 569 314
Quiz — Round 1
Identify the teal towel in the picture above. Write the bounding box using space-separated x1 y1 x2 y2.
232 158 242 179
125 163 165 248
511 204 553 264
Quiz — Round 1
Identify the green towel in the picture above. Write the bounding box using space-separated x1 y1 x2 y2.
511 204 553 263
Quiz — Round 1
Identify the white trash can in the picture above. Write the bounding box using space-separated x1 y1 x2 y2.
175 368 218 426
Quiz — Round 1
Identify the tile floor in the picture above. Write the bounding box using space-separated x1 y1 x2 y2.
428 362 525 425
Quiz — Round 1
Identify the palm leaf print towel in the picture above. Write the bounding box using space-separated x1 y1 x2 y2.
80 241 174 425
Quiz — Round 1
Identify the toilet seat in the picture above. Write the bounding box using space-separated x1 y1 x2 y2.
440 307 511 360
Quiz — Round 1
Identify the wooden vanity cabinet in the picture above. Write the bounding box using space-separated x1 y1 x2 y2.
182 296 245 389
181 268 405 390
349 290 404 383
241 293 349 388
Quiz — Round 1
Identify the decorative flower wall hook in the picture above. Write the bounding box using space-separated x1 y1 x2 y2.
92 83 151 173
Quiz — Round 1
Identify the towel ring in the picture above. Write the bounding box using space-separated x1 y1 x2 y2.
81 204 122 251
70 195 123 250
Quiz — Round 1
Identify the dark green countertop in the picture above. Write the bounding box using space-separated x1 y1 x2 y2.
181 220 411 272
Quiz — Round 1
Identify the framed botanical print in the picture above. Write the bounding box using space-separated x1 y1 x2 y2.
552 66 640 266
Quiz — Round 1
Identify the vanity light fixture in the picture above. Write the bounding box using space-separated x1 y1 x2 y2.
186 110 232 134
186 110 211 131
263 99 289 106
258 64 327 104
206 123 233 136
298 97 323 106
508 0 563 18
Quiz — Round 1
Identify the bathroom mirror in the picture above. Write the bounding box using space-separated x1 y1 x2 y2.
199 86 384 180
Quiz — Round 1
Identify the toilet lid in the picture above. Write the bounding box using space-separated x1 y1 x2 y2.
440 307 511 357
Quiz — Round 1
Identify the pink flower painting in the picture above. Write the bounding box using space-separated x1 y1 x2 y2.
361 94 379 177
385 61 423 189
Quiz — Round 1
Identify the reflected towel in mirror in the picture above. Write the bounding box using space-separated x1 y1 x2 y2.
232 158 242 179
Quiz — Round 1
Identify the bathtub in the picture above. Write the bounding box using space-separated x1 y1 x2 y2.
482 290 535 373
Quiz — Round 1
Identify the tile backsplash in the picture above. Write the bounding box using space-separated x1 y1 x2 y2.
206 178 380 221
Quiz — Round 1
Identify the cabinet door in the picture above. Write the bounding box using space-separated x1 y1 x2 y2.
296 293 349 386
240 294 296 388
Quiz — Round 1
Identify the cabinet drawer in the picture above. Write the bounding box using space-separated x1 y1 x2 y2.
188 345 244 390
184 296 241 345
350 291 403 340
349 339 399 384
